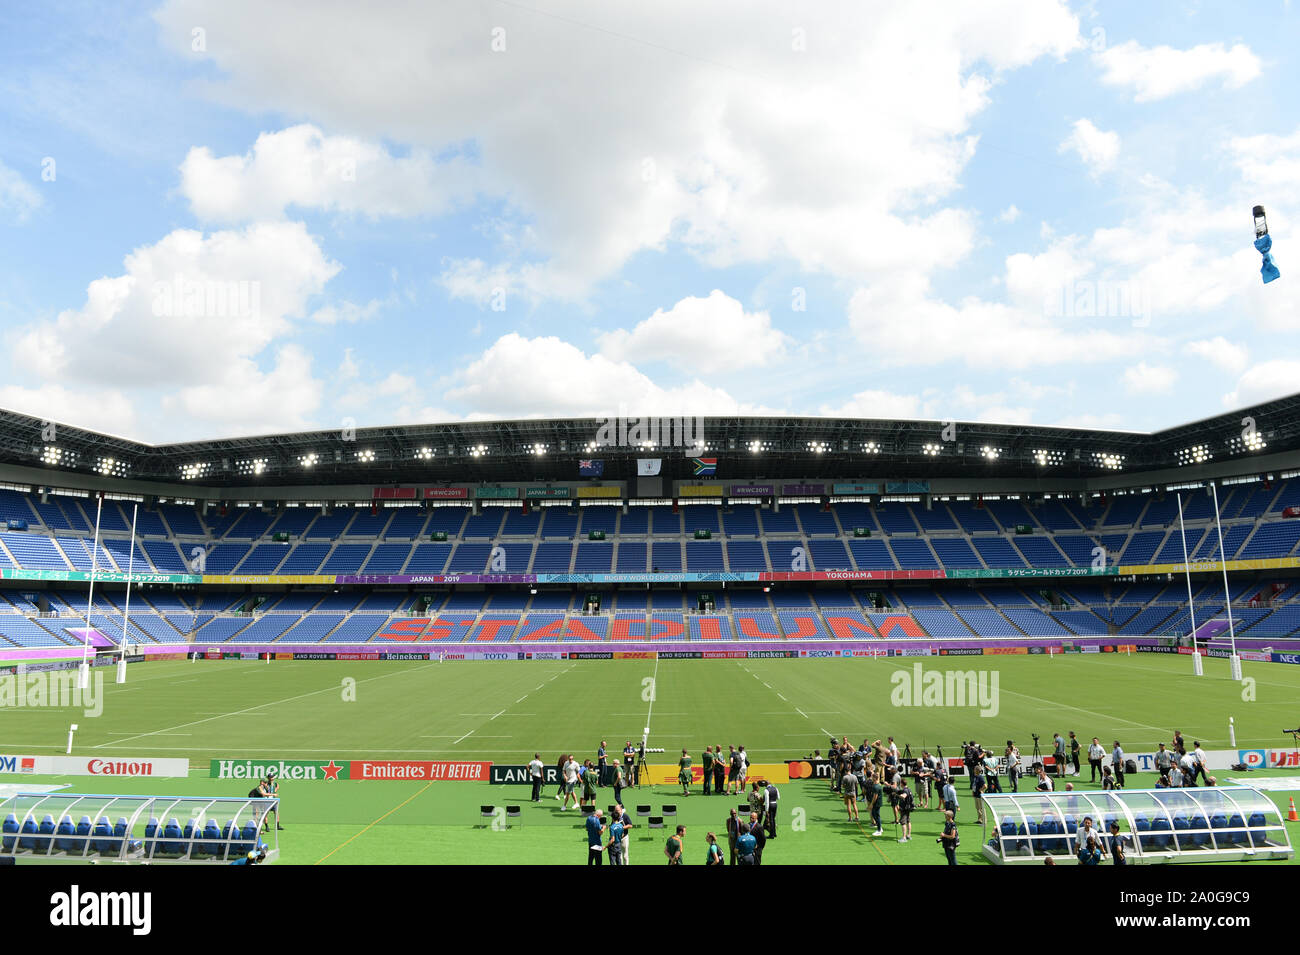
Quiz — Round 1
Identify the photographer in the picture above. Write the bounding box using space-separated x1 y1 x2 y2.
939 810 959 865
896 779 914 843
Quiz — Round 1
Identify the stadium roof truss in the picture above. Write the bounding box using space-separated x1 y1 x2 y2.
1 391 1298 489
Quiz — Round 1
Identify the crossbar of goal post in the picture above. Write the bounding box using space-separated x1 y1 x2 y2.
1176 492 1202 676
78 492 105 690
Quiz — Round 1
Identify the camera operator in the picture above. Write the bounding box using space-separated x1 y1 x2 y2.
896 778 914 843
939 810 959 865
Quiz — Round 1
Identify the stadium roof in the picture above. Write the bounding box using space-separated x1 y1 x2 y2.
1 393 1297 489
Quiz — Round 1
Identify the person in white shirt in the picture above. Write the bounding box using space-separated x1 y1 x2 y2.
561 757 581 809
1168 762 1184 788
1087 738 1106 782
1192 742 1208 785
1035 768 1053 792
1005 742 1021 793
528 753 545 803
1179 751 1198 786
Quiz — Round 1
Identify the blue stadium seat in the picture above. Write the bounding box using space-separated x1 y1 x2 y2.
1 813 17 851
55 815 77 852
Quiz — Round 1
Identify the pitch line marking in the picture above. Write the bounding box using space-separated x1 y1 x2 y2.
93 661 440 748
795 707 809 719
315 780 433 865
452 730 475 744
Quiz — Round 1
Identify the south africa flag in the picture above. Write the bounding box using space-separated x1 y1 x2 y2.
692 457 717 476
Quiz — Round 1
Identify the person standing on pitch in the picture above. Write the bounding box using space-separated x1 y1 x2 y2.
665 824 685 865
1053 733 1067 779
762 779 779 839
585 808 607 866
713 743 725 795
1068 732 1081 777
726 745 741 796
940 810 958 865
1004 741 1020 793
528 753 545 803
841 764 860 822
971 765 987 826
1088 737 1105 783
623 741 636 788
865 768 884 836
677 748 693 797
612 761 625 807
726 807 741 865
896 778 914 843
1192 742 1208 785
706 831 723 866
701 746 714 796
748 811 767 865
597 740 608 786
607 812 626 866
1111 740 1126 788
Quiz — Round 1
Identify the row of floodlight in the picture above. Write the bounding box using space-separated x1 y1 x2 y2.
31 426 1274 481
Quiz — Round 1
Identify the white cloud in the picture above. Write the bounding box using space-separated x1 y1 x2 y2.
1223 360 1300 409
1094 40 1261 102
6 221 339 441
1183 337 1249 375
309 296 389 325
163 345 324 437
0 160 42 223
818 389 933 420
597 290 789 373
846 269 1154 369
179 124 476 223
444 333 779 419
997 204 1021 223
1122 361 1177 395
0 383 138 437
155 0 1081 298
1059 119 1120 174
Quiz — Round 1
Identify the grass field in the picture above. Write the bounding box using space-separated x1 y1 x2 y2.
5 652 1300 864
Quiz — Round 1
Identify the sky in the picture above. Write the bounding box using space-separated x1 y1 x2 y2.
0 0 1297 444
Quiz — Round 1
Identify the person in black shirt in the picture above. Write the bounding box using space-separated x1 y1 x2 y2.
748 811 766 865
940 810 958 865
623 741 636 788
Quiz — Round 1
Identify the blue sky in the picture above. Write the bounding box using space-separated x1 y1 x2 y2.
0 0 1297 443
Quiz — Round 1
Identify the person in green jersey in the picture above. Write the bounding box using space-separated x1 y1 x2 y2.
581 759 599 808
701 746 714 796
677 748 693 796
665 824 685 864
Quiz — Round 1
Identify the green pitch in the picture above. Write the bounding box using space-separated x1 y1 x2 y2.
4 652 1300 864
